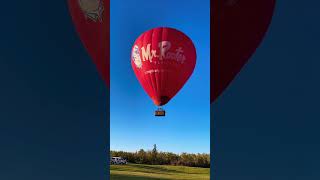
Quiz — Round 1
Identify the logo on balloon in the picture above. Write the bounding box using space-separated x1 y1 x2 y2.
78 0 104 22
140 41 186 64
132 45 142 68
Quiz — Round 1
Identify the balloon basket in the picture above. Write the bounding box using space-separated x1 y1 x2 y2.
155 107 165 117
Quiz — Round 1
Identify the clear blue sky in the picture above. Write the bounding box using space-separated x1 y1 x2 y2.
110 0 210 154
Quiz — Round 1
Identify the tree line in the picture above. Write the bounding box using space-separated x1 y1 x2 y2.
110 144 210 168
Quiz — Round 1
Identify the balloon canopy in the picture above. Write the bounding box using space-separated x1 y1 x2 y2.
68 0 110 86
211 0 276 102
131 27 196 106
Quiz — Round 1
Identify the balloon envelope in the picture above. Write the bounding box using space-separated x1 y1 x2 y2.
211 0 276 102
131 27 196 106
68 0 110 86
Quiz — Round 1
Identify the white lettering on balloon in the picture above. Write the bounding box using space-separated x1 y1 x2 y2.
140 41 186 64
144 69 171 75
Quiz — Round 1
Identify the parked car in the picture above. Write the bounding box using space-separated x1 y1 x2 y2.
110 157 127 165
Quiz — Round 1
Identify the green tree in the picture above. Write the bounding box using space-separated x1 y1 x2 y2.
110 146 210 167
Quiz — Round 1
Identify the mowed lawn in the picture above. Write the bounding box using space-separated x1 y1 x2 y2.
110 163 210 180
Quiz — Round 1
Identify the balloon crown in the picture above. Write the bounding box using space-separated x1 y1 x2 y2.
78 0 104 22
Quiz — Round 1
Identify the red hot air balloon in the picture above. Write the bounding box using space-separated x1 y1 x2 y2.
68 0 110 86
131 27 196 116
211 0 276 103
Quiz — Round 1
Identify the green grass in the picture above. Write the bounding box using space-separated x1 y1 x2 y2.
110 163 210 180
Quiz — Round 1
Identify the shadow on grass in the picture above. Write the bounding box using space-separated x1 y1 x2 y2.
110 173 168 180
112 164 207 175
133 164 181 174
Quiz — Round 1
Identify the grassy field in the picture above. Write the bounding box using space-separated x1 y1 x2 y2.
110 163 210 180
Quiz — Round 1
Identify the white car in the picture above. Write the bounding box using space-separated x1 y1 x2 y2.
111 157 127 165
